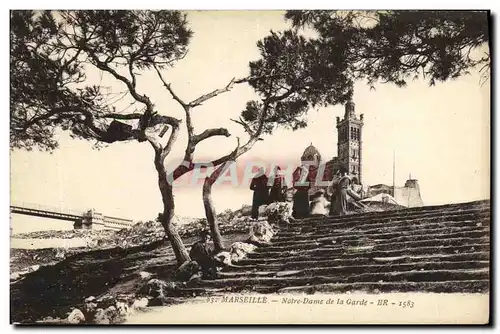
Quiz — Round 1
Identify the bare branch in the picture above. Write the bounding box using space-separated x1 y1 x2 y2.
209 136 241 166
85 51 154 113
230 117 255 136
192 128 231 146
188 77 247 107
162 121 181 158
153 64 187 108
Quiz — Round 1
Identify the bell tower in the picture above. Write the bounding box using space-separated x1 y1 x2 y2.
336 100 364 184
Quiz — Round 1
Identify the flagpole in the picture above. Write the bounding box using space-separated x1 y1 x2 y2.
392 150 396 198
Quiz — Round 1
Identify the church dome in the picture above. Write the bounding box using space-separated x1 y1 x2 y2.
301 143 322 164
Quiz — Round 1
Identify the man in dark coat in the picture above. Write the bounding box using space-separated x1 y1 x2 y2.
292 165 312 219
250 168 270 219
189 231 218 279
269 166 286 203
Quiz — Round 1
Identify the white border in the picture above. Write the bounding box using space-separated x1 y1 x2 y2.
1 1 497 333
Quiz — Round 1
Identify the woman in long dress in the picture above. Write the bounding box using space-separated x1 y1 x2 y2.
269 166 285 203
292 165 312 219
250 168 270 219
328 169 351 216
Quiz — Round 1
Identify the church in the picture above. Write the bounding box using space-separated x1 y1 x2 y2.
299 101 424 208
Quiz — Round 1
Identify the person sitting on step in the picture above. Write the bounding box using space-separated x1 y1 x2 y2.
189 230 219 280
309 189 330 216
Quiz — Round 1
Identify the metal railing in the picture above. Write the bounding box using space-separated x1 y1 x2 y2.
10 201 135 227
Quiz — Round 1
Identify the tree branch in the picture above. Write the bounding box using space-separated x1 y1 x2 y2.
162 121 181 158
144 133 162 151
153 64 187 108
230 117 255 136
101 112 143 120
208 136 241 166
86 51 154 112
149 114 182 128
188 77 247 107
192 128 231 146
128 58 137 88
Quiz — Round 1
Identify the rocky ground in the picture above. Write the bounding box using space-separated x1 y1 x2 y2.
10 200 403 325
10 202 290 324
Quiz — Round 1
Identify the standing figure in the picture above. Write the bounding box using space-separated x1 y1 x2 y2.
329 168 353 216
189 231 218 280
292 164 312 219
269 166 286 203
250 168 269 219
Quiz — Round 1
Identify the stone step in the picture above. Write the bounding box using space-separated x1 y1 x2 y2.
277 279 490 294
218 260 490 279
248 239 488 259
238 243 489 265
224 251 490 272
281 211 490 236
291 205 489 228
190 268 489 290
257 235 488 253
271 227 489 246
275 219 489 241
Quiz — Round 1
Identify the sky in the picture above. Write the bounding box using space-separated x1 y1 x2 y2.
10 10 491 233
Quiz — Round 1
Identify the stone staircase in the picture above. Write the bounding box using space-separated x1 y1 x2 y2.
187 200 490 294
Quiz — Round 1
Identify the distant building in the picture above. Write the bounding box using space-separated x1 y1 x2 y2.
321 100 364 185
366 179 424 208
298 100 423 208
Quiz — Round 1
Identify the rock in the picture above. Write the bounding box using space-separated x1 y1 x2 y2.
142 279 167 298
10 272 22 281
103 306 119 323
214 251 232 266
85 296 96 303
228 242 257 263
139 271 152 279
258 204 269 216
174 261 200 282
93 308 110 325
265 202 293 225
247 220 275 244
116 302 129 317
55 248 66 259
82 301 98 318
138 279 183 307
96 294 116 308
28 264 40 273
67 308 85 324
131 297 149 310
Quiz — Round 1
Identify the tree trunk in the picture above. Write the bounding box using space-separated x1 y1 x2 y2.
155 153 190 265
203 163 230 253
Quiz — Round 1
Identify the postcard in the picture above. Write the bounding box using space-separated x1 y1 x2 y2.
9 9 490 325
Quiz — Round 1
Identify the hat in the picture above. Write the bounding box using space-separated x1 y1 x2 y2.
311 189 326 199
199 230 211 240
